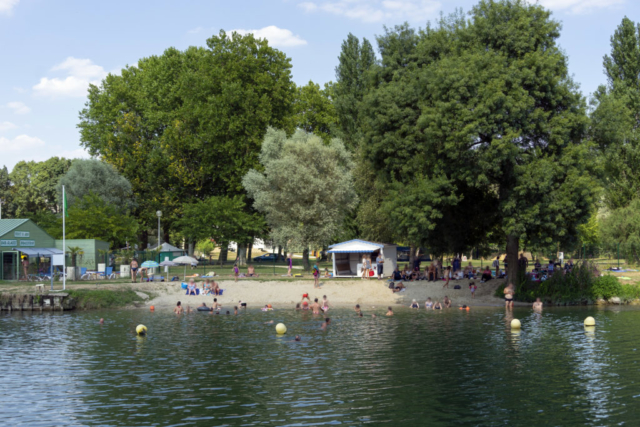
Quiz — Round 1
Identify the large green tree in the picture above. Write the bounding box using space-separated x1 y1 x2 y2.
356 1 598 281
590 17 640 210
294 81 337 143
78 31 296 246
57 159 134 211
243 128 358 269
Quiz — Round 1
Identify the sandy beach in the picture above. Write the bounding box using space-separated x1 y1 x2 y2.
145 277 509 310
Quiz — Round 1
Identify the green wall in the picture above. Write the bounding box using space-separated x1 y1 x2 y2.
55 239 110 271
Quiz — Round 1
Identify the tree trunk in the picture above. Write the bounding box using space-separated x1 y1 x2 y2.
409 245 417 269
506 234 519 284
163 229 170 246
218 245 228 266
247 239 253 261
140 230 149 251
237 244 247 266
277 245 282 259
188 239 194 257
302 248 310 271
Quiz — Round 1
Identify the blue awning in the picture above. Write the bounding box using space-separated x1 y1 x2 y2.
12 247 64 257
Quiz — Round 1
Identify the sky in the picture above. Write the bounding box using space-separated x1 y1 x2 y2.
1 0 638 171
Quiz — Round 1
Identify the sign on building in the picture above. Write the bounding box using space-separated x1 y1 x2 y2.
14 231 30 238
1 239 17 246
19 240 36 247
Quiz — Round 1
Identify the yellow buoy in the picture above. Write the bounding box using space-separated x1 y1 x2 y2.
511 319 521 329
136 324 147 336
584 316 596 327
275 323 287 334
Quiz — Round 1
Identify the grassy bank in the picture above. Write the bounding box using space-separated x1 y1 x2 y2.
66 289 150 310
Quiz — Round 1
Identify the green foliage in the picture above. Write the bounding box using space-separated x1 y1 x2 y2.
591 275 623 300
576 210 600 247
295 81 337 143
67 246 84 268
67 289 146 310
348 1 598 281
64 193 139 248
5 157 73 218
591 17 640 210
57 159 134 212
600 198 640 263
176 196 264 246
78 30 296 235
243 128 358 267
494 262 625 304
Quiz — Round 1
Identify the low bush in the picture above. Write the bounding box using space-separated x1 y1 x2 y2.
67 289 145 310
590 275 622 300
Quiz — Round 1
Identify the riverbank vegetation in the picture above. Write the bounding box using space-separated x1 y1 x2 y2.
66 289 151 310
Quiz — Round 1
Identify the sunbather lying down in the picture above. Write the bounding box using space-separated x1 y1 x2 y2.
392 282 406 293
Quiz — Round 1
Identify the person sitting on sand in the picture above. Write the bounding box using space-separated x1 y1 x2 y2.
433 301 443 310
410 299 419 309
533 297 543 311
393 282 406 293
463 262 474 279
321 318 331 330
212 280 220 296
174 301 183 314
202 279 211 295
354 304 361 315
247 265 259 277
481 266 492 282
187 279 197 295
323 268 331 278
392 267 402 281
386 307 394 316
443 296 452 308
425 298 433 309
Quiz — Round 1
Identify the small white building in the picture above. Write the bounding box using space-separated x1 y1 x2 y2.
328 239 397 278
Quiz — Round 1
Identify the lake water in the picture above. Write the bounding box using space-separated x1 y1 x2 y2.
2 306 640 426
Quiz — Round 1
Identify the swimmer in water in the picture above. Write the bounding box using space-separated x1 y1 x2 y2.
226 310 230 315
433 301 442 310
410 299 419 309
265 320 274 324
386 307 393 316
354 304 361 315
295 335 301 341
321 317 331 330
425 298 433 310
321 295 330 312
311 298 321 314
295 303 301 311
99 318 104 324
533 297 543 311
213 298 221 311
174 301 183 314
186 305 193 314
372 314 376 318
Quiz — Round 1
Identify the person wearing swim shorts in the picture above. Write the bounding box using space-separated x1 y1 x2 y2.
311 298 321 314
504 283 515 308
130 258 139 283
425 298 433 309
433 301 442 310
322 295 330 312
410 299 419 309
533 297 543 311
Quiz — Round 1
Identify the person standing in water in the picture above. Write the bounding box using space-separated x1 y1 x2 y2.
130 258 139 283
321 318 331 330
533 298 543 311
311 298 321 314
321 295 330 312
386 307 394 316
174 301 183 314
504 283 515 308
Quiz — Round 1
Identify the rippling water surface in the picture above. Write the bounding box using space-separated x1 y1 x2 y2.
2 306 640 426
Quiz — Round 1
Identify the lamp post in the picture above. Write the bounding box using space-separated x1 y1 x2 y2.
156 210 162 249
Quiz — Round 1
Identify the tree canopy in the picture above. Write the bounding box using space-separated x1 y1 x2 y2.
243 128 358 268
78 30 297 244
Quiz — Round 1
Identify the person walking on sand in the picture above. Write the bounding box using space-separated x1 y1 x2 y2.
504 283 515 308
313 264 320 288
442 266 452 288
233 264 239 282
130 258 139 283
376 252 385 279
493 256 500 279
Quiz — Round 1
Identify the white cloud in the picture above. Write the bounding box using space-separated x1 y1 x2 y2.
0 121 17 131
33 57 108 98
0 134 45 152
538 0 625 13
188 26 205 34
297 0 440 23
57 147 91 160
0 0 19 15
231 25 307 47
6 101 30 114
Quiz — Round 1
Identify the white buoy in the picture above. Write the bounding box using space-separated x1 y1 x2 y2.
584 316 596 327
136 324 147 336
511 319 521 329
275 323 287 334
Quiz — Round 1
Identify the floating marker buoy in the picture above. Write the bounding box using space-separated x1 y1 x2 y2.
136 324 147 336
150 306 155 311
275 323 287 334
584 316 596 327
511 319 521 329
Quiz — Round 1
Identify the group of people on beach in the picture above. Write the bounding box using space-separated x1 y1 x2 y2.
185 278 221 296
360 253 385 280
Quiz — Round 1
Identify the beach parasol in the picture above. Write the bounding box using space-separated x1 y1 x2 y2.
141 260 160 268
159 260 178 267
173 256 199 280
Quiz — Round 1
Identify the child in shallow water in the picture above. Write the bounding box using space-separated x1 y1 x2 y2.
425 298 433 309
410 299 419 309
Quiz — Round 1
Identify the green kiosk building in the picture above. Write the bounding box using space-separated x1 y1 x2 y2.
0 219 108 281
